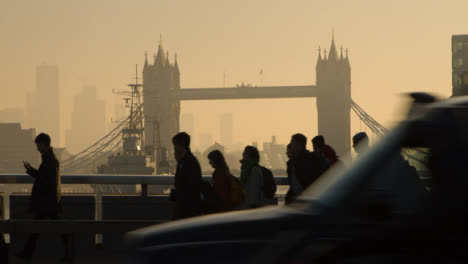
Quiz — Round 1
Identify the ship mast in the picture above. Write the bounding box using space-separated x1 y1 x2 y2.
122 64 145 155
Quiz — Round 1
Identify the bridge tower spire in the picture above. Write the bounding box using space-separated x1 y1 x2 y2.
316 33 351 155
155 36 166 66
316 47 322 65
144 51 149 69
174 53 179 73
166 51 170 66
328 30 339 61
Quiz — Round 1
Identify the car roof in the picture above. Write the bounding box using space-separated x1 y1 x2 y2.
428 95 468 109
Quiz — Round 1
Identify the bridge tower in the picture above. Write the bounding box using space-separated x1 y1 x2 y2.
316 35 351 155
142 39 180 171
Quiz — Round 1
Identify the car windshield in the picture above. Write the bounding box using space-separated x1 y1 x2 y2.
298 123 430 215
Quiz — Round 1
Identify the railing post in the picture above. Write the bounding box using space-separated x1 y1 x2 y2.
141 184 148 196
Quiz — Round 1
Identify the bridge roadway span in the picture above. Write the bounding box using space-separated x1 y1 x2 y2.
176 85 319 100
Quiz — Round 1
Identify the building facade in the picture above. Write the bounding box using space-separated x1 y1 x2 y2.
0 123 39 173
452 35 468 96
262 136 287 170
0 108 25 125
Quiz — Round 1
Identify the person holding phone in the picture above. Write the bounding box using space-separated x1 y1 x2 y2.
16 133 73 263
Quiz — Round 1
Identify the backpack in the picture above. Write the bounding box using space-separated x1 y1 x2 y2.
229 175 245 206
260 166 276 199
200 180 222 214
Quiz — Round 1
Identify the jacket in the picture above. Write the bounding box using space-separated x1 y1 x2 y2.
30 148 61 216
285 150 326 203
321 144 338 165
212 169 232 212
173 151 202 219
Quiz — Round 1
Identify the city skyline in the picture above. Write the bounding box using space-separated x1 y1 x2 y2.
1 0 464 151
0 3 465 261
66 86 106 154
26 64 61 146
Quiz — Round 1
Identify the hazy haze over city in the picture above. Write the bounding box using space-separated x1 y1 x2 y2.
0 0 462 150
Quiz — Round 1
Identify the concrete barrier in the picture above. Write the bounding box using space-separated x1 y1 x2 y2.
102 195 173 251
10 194 96 256
0 193 4 220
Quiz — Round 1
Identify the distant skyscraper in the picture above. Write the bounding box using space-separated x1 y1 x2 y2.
26 65 60 146
220 113 233 147
452 35 468 96
199 133 213 152
0 108 25 125
66 86 106 154
180 114 195 138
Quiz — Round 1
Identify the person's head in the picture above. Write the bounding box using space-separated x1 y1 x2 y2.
286 143 293 159
290 133 307 156
312 135 325 152
34 133 51 154
172 132 191 161
242 145 260 163
353 132 369 155
208 150 230 172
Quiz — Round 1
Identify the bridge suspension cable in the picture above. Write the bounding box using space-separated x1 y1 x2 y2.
350 99 388 136
350 99 427 165
61 107 143 174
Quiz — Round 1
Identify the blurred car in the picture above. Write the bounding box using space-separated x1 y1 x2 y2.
126 93 468 263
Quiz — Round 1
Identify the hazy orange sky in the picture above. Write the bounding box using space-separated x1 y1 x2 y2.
0 0 463 149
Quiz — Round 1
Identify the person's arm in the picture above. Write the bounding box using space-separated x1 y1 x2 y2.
24 161 38 177
27 167 39 178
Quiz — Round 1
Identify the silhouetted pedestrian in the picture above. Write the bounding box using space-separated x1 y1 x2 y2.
172 132 202 219
208 150 233 212
285 134 327 204
16 133 72 263
240 146 269 209
353 132 369 157
312 135 339 166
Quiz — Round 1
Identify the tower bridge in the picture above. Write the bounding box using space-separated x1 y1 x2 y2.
143 36 351 169
175 85 319 100
62 35 422 176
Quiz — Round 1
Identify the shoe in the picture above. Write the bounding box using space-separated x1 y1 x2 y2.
15 251 33 262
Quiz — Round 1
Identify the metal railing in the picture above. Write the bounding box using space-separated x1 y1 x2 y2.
0 219 165 234
0 174 289 236
0 174 289 196
0 174 289 185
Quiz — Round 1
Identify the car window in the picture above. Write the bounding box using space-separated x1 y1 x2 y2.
355 147 429 216
300 126 430 217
